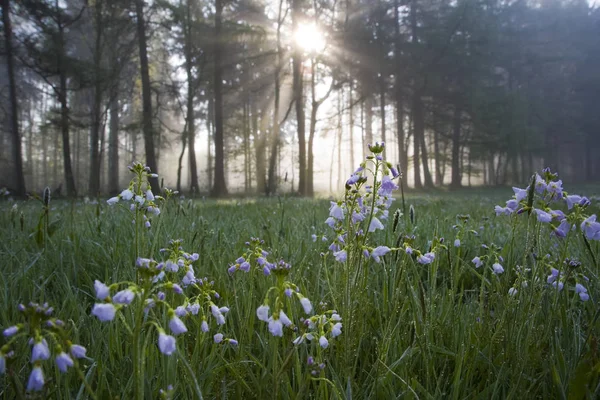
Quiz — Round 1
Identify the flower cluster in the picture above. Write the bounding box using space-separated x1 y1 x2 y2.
292 311 342 349
325 142 400 264
1 302 87 392
92 239 232 355
494 168 598 240
401 235 445 265
107 162 165 228
471 243 505 275
545 258 590 301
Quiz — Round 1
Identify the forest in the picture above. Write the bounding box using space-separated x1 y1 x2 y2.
1 0 599 197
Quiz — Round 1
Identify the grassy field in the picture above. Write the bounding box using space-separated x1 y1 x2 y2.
1 164 599 399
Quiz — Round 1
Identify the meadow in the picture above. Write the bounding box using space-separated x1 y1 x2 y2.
0 154 599 399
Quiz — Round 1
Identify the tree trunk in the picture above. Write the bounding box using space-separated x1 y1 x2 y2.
108 93 120 194
365 94 373 152
450 105 462 188
419 115 434 187
292 0 306 196
348 83 355 171
211 0 227 196
412 91 422 189
394 0 406 178
185 0 199 194
176 123 187 193
135 0 160 193
254 101 266 193
434 122 442 185
2 0 26 195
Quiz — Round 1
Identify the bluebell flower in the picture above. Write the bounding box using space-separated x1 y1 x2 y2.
325 217 336 228
94 280 110 300
214 333 224 343
371 246 390 263
268 318 284 337
332 323 342 337
113 289 135 305
454 239 460 247
547 268 559 284
417 252 435 265
201 320 209 332
92 303 116 321
311 234 317 242
27 366 44 391
405 246 413 255
472 256 483 268
581 215 600 240
492 263 504 274
279 311 292 327
346 174 360 185
552 281 564 291
171 284 183 295
506 199 519 211
239 261 251 272
169 315 188 335
0 353 5 375
547 180 563 199
120 189 134 201
508 287 517 296
494 205 513 216
513 187 528 202
391 167 400 178
334 250 347 263
319 336 329 349
534 174 547 193
565 195 581 210
257 305 269 322
534 209 552 223
300 298 313 314
174 306 187 317
228 339 238 346
368 217 384 232
31 339 50 362
158 332 176 355
575 283 589 301
553 219 571 238
107 196 119 205
3 325 19 337
55 352 74 373
329 202 344 220
70 345 86 359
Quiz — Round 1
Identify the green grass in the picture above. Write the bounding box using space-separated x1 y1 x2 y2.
0 184 599 399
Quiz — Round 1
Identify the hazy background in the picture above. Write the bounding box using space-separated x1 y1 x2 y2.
1 0 599 197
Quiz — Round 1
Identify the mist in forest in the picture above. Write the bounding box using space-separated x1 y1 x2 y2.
1 0 599 198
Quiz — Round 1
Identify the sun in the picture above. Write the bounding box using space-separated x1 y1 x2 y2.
293 23 326 54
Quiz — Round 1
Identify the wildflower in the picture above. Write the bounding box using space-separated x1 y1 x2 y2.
492 263 504 275
329 202 344 220
112 289 135 305
70 345 86 359
3 325 18 337
267 316 284 336
169 315 188 335
405 246 413 255
120 189 134 201
107 196 119 205
332 323 342 337
55 352 74 373
214 333 223 343
31 339 50 362
182 270 196 286
92 303 117 322
494 205 512 216
279 311 292 327
553 219 571 238
334 250 347 263
506 199 519 211
311 234 317 242
371 246 391 263
472 257 483 268
508 287 517 296
158 332 176 355
325 217 336 228
319 336 329 349
347 174 360 185
0 353 5 375
368 217 384 232
228 339 238 346
239 261 251 272
454 239 460 247
513 187 527 202
391 167 400 178
94 280 110 300
552 281 564 291
547 268 559 283
201 320 209 332
146 189 155 201
300 298 312 314
534 173 547 193
575 283 589 301
534 209 552 223
171 284 183 295
27 366 44 391
417 252 435 265
581 215 600 240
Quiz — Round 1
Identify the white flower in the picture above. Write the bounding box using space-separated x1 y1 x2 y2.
94 280 110 300
368 217 384 232
107 196 119 205
492 263 504 275
92 303 116 321
508 287 518 296
279 310 292 327
146 189 155 201
331 322 342 337
256 305 270 322
120 189 134 201
268 318 284 337
135 195 145 205
319 335 329 349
